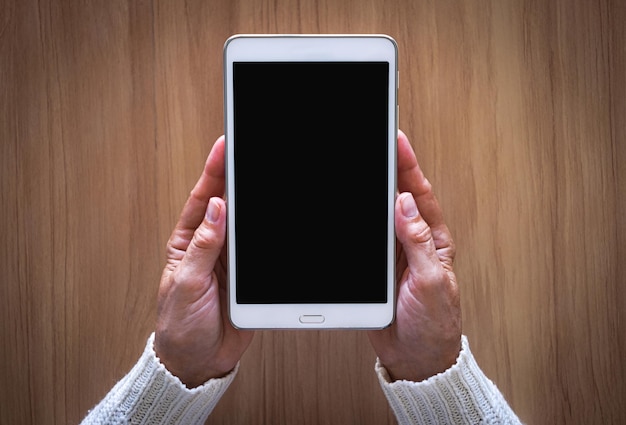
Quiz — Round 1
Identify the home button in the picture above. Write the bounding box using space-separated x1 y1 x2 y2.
299 315 325 324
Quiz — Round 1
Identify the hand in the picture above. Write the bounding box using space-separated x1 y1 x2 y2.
368 130 462 382
154 136 254 388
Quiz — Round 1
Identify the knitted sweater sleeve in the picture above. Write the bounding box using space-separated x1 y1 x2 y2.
80 333 236 425
375 335 523 425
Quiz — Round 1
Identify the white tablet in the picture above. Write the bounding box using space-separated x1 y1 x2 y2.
223 34 398 329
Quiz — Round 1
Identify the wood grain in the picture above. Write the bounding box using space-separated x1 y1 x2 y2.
1 0 624 424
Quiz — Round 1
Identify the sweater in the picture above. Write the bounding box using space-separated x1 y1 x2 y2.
81 334 521 424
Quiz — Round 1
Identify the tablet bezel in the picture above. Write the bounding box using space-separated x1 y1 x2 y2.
223 34 398 329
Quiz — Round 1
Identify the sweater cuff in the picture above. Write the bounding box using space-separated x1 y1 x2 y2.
81 332 237 425
375 335 521 425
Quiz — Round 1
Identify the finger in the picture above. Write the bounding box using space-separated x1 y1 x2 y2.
177 136 226 232
168 136 226 256
397 131 455 266
397 130 443 227
395 192 447 286
176 197 227 284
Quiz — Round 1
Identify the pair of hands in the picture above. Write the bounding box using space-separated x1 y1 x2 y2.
154 130 461 388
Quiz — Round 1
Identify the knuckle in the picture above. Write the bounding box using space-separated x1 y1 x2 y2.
409 221 433 245
168 266 209 296
448 238 457 256
421 177 433 194
407 263 450 294
422 268 450 289
169 267 190 290
192 224 220 250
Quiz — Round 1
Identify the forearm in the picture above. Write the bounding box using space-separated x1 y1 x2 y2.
376 335 522 425
81 333 237 425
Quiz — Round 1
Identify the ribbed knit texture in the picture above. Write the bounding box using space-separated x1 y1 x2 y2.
82 334 522 424
375 335 523 425
80 333 237 425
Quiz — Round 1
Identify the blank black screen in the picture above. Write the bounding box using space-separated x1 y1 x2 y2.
233 62 389 303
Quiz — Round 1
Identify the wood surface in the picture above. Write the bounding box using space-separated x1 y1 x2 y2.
1 0 624 424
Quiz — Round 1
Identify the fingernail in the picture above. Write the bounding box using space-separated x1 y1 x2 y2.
400 193 418 218
206 198 220 223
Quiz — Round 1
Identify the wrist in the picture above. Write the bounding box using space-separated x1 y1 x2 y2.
380 338 462 382
153 335 233 388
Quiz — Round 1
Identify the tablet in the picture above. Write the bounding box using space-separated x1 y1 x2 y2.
223 34 398 329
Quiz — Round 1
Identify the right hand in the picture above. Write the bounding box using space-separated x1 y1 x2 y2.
368 130 462 382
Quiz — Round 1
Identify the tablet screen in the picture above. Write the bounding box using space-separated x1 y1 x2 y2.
232 61 390 304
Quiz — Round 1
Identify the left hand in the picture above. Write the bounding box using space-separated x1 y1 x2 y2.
154 136 254 388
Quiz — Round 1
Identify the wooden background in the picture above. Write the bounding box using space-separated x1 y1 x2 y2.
1 0 624 424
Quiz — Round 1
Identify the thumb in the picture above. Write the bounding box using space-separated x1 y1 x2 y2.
177 197 227 283
395 192 444 283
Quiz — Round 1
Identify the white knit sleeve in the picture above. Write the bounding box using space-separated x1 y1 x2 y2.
375 335 523 425
80 333 237 425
